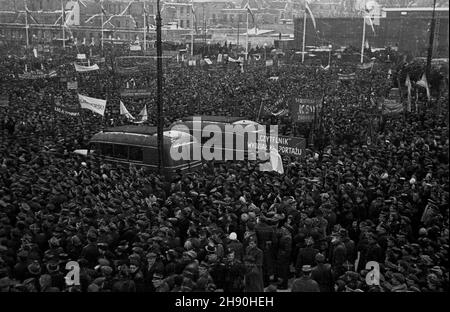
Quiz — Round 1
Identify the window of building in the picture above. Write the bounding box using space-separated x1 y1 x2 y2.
180 20 184 28
113 144 128 159
186 20 190 28
129 146 143 162
180 7 184 14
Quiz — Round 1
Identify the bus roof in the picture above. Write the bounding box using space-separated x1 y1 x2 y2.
90 131 160 147
104 125 158 135
181 116 248 123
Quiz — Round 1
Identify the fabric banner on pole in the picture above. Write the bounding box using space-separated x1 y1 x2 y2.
74 63 100 72
266 59 273 67
78 94 106 116
133 104 148 124
289 97 318 122
405 74 412 112
416 73 430 100
120 101 135 120
259 149 284 174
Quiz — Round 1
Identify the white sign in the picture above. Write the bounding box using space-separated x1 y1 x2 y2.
77 54 86 60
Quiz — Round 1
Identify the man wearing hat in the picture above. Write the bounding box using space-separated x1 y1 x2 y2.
296 237 319 275
311 253 334 292
291 265 320 292
81 230 100 268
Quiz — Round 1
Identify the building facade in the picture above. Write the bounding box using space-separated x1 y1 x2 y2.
294 7 449 58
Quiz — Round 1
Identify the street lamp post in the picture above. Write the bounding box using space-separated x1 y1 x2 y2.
156 0 164 172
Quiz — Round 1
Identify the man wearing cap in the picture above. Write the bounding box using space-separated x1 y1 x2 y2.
81 230 100 268
311 253 334 292
296 237 318 275
291 265 320 292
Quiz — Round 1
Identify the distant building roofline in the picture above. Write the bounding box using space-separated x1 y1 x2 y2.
382 7 449 12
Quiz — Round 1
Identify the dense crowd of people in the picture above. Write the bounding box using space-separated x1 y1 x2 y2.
0 43 448 292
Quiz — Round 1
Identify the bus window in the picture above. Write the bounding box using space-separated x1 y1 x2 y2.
90 143 102 155
113 144 128 159
101 143 113 157
129 146 143 162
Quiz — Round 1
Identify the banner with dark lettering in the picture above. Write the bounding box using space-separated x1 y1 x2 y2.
288 98 318 122
247 135 306 157
54 96 80 116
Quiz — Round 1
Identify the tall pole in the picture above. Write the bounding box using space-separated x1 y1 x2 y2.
426 0 437 79
24 0 29 48
156 0 164 171
328 45 332 66
101 0 104 50
237 20 240 47
245 10 249 60
203 4 206 53
191 0 194 56
361 13 366 64
302 10 306 63
61 0 65 49
143 1 146 51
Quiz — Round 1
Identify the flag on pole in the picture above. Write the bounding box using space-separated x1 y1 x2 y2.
33 48 38 58
134 105 148 124
305 0 316 29
364 13 375 34
191 5 197 32
120 101 135 120
405 74 412 112
365 39 369 49
416 73 430 100
78 94 107 116
259 149 284 174
244 3 255 24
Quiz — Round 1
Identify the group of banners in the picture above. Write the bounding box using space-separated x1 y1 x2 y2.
54 93 148 124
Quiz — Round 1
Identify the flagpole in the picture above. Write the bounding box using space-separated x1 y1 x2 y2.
302 10 306 63
143 1 146 51
246 10 249 60
361 15 366 64
156 0 164 172
191 1 194 56
24 0 29 48
61 0 65 49
101 1 104 50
